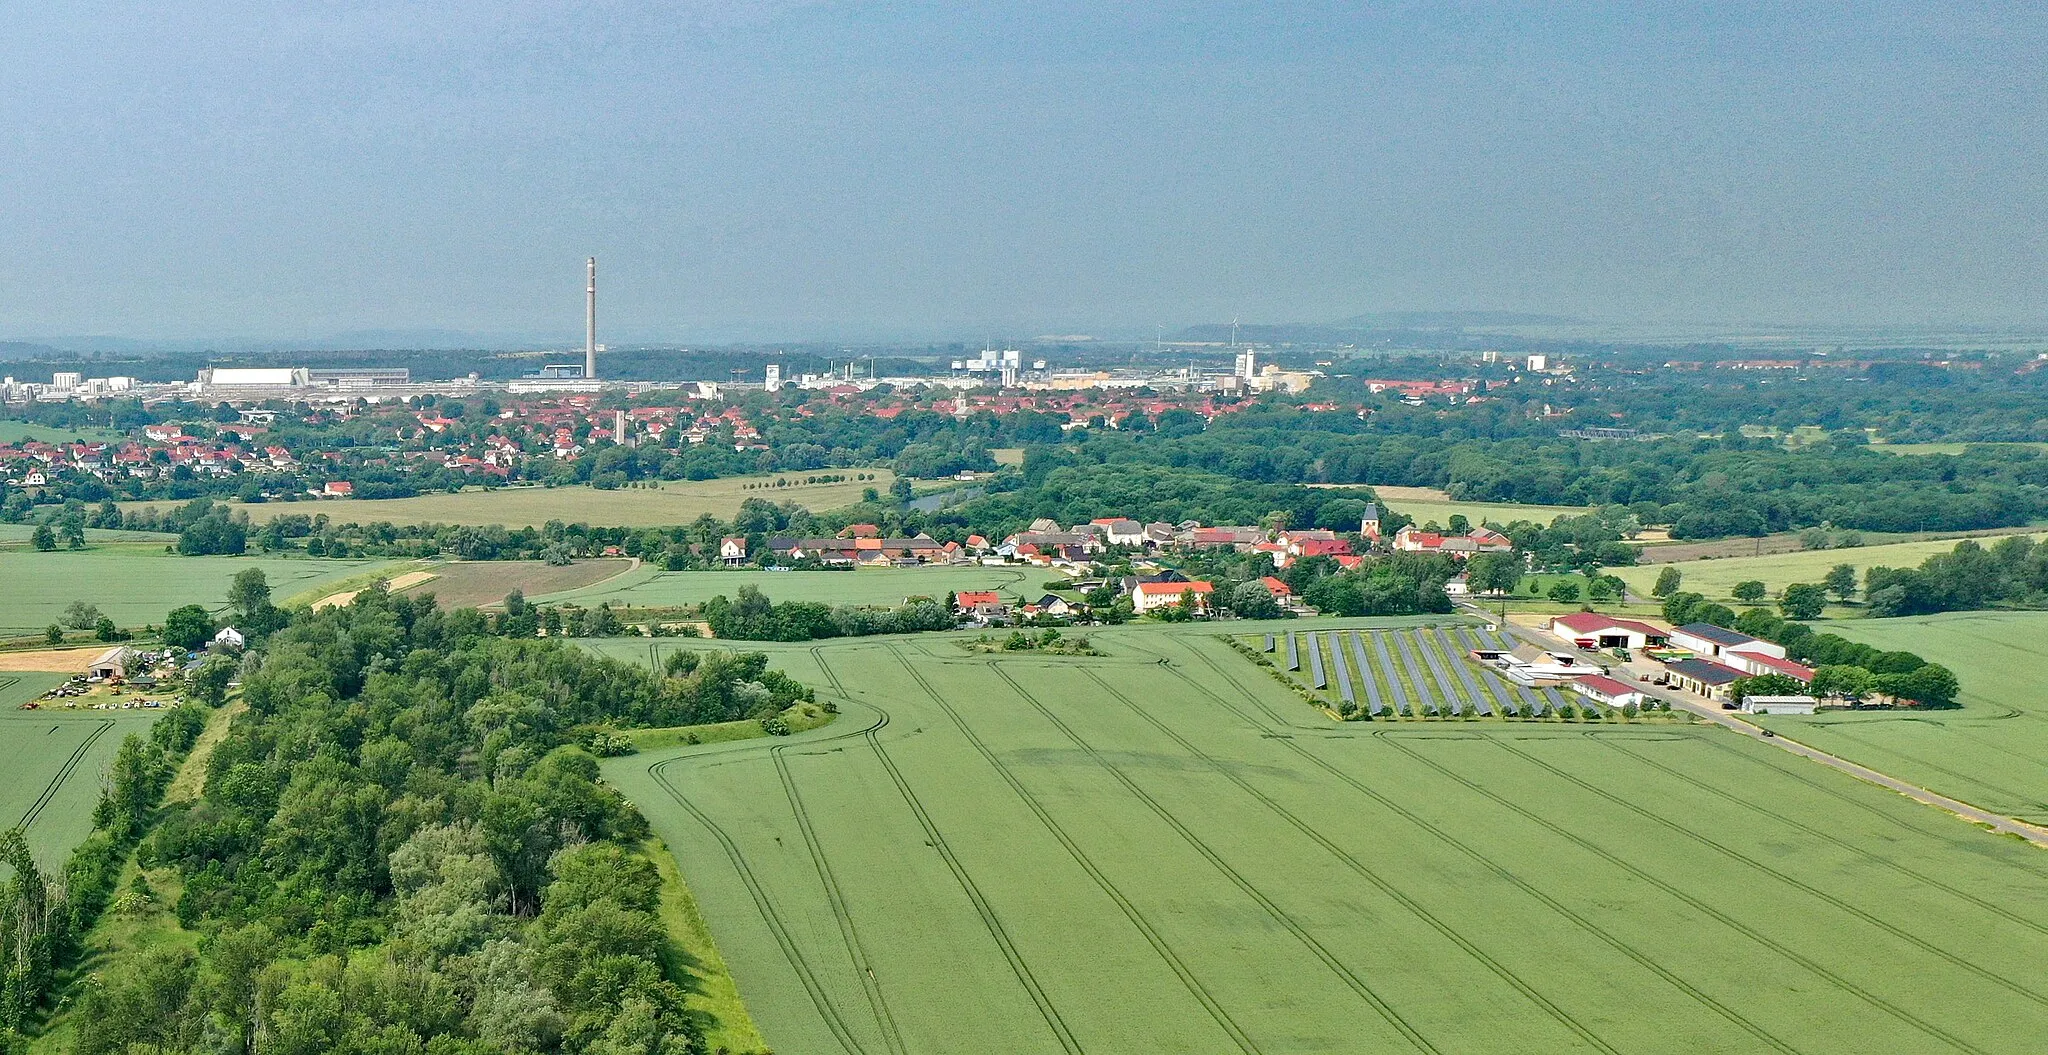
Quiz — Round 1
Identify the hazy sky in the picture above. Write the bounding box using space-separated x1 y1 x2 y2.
3 1 2044 343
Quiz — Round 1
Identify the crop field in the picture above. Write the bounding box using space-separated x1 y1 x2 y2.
1616 533 2048 602
386 558 633 609
602 625 2048 1054
0 673 162 866
1755 611 2048 825
0 525 179 546
120 470 898 530
0 547 392 633
536 564 1034 609
1361 485 1592 527
1276 625 1598 718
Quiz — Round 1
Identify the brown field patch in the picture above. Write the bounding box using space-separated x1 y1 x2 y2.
400 559 634 609
0 648 100 673
313 570 440 610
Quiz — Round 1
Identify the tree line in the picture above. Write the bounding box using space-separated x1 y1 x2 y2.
3 585 816 1054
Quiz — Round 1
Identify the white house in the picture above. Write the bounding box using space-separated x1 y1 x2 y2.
1132 580 1213 615
1088 518 1146 547
718 537 748 566
210 627 246 651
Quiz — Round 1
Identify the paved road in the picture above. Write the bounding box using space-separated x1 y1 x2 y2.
1471 606 2048 849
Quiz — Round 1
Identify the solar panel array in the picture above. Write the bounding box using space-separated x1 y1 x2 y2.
1272 623 1619 721
1327 634 1356 706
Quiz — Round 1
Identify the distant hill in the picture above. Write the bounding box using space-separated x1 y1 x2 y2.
0 341 64 361
1173 311 1590 345
1333 311 1587 329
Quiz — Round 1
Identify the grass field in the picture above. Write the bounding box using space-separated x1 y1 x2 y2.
0 420 128 445
1616 533 2048 602
0 673 161 867
535 564 1036 609
120 470 898 529
1755 611 2048 825
0 547 392 633
1365 485 1593 527
601 624 2048 1054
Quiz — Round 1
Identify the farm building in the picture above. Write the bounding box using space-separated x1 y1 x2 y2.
88 646 136 681
1549 613 1670 651
1132 580 1213 614
1744 694 1819 715
1571 674 1648 709
719 537 748 566
1482 644 1604 686
1726 651 1815 684
210 627 246 651
1663 657 1745 701
1668 623 1785 661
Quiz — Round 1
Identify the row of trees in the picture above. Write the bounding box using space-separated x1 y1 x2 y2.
700 585 956 641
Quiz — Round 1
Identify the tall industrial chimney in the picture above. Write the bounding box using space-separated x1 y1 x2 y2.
585 257 598 380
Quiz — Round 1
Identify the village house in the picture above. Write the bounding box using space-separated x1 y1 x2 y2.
1131 579 1213 615
1088 518 1147 547
719 537 748 566
955 590 1010 623
1391 524 1513 558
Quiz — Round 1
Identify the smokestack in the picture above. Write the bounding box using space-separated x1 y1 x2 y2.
585 257 598 380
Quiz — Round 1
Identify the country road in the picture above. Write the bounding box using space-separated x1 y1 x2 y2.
1479 606 2048 849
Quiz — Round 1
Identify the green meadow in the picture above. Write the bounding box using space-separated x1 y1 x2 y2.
0 546 392 633
601 624 2048 1054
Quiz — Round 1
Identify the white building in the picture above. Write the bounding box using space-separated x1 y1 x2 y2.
1131 580 1212 614
1743 695 1818 715
1571 674 1648 709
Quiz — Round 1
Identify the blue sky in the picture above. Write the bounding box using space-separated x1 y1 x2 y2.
2 2 2043 343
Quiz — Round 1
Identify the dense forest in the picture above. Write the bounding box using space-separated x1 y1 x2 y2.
0 587 813 1055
